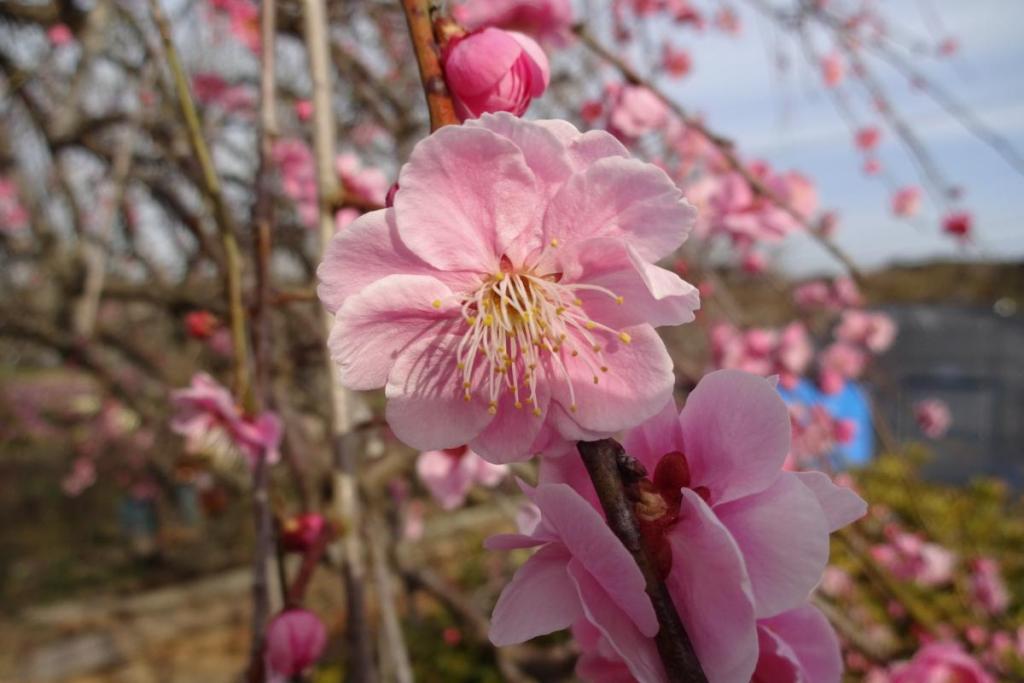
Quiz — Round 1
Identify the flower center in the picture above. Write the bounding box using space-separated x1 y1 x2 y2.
448 262 627 416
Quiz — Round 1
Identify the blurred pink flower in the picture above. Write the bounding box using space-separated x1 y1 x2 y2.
294 99 313 121
914 399 951 439
969 557 1010 615
855 126 882 151
442 28 549 121
191 73 254 113
170 373 281 468
714 7 740 34
889 643 994 683
662 44 692 77
317 113 699 463
280 513 329 553
835 310 897 353
265 609 327 677
607 84 669 139
892 187 922 217
821 53 845 87
62 457 97 496
416 445 508 510
208 0 260 52
47 23 74 46
272 138 318 228
184 310 219 340
0 177 29 233
943 211 972 240
871 529 956 587
818 342 867 395
453 0 573 44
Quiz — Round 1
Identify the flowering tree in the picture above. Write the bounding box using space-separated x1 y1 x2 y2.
0 0 1021 682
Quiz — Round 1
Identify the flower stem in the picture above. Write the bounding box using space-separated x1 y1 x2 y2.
578 438 708 683
399 0 459 131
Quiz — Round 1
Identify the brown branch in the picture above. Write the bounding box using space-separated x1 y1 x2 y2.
147 0 252 405
577 439 708 683
400 0 458 131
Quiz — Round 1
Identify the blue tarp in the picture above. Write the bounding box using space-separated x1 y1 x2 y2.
777 378 874 466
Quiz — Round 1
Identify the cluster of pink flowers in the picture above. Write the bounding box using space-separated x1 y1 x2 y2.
580 83 670 142
787 403 857 470
818 310 896 394
793 277 863 311
207 0 260 53
709 322 812 389
870 527 956 587
453 0 573 45
969 557 1010 615
191 73 254 115
170 373 282 469
487 370 867 681
272 139 387 230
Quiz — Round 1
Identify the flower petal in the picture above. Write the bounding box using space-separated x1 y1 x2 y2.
714 473 831 618
395 125 541 272
542 155 695 260
467 112 572 196
330 274 459 390
666 489 759 683
489 543 579 646
547 324 674 435
794 471 868 532
385 333 493 450
567 558 667 683
470 373 551 464
679 369 791 505
533 484 658 636
759 605 842 683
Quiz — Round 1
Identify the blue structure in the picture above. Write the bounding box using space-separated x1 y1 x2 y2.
777 379 874 467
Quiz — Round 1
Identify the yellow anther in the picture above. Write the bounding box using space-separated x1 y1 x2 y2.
532 407 543 417
463 381 472 388
488 402 498 415
571 350 579 357
494 272 505 281
550 238 559 248
463 392 471 402
431 299 442 309
466 316 477 325
483 314 494 326
555 306 566 315
601 365 609 372
585 321 596 330
615 296 624 305
592 344 601 352
457 362 465 370
514 401 523 409
570 404 578 413
574 298 583 306
593 376 599 384
618 332 632 344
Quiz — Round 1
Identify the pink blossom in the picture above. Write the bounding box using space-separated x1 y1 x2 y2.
294 99 313 121
818 342 867 394
892 186 922 217
753 605 842 682
889 643 994 683
208 0 260 53
835 310 897 353
914 399 951 439
607 84 669 140
185 310 219 339
937 37 959 57
855 126 881 151
280 513 329 553
714 6 741 34
819 566 853 598
943 210 972 240
191 73 254 113
863 158 882 175
417 445 508 510
47 23 74 46
335 153 388 206
536 370 866 681
821 53 845 88
970 557 1010 615
62 457 97 496
441 28 549 121
871 530 956 587
487 482 665 681
662 44 692 78
170 373 282 468
0 177 29 233
272 138 318 228
453 0 573 44
265 609 327 677
317 113 699 463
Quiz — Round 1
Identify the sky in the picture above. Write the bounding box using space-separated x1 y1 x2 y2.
652 0 1024 276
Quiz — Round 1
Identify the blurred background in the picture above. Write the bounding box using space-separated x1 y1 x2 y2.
0 0 1021 681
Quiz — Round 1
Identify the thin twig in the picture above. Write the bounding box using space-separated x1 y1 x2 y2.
148 0 252 404
400 0 458 131
577 439 708 683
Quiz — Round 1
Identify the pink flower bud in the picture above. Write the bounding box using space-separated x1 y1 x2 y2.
442 28 549 121
280 513 329 553
265 609 327 677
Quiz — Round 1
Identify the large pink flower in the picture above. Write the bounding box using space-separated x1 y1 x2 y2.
442 28 550 121
417 445 508 510
318 114 699 463
537 370 866 681
453 0 573 44
170 373 281 468
486 482 665 682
